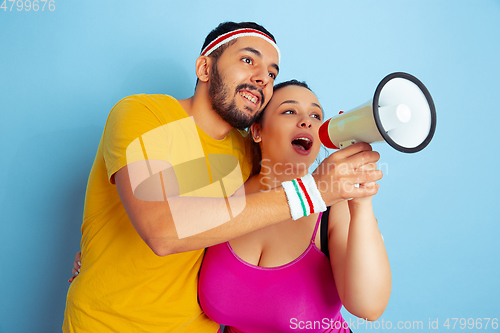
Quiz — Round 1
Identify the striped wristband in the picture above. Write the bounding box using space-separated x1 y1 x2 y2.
282 174 327 220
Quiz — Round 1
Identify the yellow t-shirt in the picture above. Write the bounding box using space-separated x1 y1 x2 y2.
63 94 251 333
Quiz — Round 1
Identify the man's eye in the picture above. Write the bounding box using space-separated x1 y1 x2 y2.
268 72 277 79
283 110 295 114
242 57 253 64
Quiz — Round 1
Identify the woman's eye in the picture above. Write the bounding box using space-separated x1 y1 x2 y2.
242 57 253 64
312 114 322 120
283 110 295 114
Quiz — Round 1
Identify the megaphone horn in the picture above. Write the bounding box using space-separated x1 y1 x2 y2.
319 72 437 153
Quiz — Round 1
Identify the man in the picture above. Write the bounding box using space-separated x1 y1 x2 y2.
63 21 381 332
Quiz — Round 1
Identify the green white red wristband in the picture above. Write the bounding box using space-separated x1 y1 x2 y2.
282 174 327 220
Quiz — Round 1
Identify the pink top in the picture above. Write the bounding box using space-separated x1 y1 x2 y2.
199 213 350 333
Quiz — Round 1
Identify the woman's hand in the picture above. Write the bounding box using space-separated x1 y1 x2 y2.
312 143 382 206
350 160 381 205
68 251 81 283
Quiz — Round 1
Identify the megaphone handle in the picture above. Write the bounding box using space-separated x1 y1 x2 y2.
339 139 357 149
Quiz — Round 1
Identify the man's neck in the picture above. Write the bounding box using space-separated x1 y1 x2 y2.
178 87 233 140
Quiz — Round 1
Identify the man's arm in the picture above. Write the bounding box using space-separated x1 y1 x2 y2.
115 142 382 256
115 165 290 256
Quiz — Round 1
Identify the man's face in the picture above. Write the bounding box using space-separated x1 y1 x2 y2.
208 36 279 130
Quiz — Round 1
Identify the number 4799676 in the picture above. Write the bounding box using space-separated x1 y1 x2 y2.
1 0 55 11
443 318 498 330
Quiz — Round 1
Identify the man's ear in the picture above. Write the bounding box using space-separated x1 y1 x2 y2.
195 56 212 83
250 123 262 143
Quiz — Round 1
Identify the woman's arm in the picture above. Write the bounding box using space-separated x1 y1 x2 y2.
328 195 391 321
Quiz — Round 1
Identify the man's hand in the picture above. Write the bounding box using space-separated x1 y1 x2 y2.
312 142 382 206
68 251 81 283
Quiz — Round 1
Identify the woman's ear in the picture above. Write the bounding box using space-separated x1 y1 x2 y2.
250 123 262 143
195 56 212 83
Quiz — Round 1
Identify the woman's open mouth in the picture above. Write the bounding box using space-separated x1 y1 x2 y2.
291 134 314 156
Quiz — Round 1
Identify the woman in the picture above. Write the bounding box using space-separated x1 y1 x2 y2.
70 80 391 333
198 80 391 333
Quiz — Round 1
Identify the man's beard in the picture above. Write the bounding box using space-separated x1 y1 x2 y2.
208 62 264 130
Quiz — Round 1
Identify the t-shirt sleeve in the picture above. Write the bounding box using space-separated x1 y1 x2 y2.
102 96 163 184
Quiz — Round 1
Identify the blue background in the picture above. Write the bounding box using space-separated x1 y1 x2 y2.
1 1 499 332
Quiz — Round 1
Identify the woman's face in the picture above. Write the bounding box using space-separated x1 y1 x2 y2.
251 85 323 176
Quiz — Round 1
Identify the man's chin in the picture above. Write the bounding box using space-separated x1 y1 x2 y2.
232 116 255 130
215 102 259 129
226 107 257 129
231 119 254 130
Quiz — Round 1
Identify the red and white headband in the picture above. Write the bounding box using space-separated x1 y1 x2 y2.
201 28 281 64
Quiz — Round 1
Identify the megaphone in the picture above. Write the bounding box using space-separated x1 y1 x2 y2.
319 72 436 153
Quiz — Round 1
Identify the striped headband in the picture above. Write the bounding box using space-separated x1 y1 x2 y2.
201 28 281 64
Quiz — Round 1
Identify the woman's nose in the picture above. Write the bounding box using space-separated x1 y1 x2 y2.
299 118 312 128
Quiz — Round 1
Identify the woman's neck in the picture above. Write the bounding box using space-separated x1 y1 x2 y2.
250 160 309 193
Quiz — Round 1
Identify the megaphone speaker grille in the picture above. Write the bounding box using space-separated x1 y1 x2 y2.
373 72 437 153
